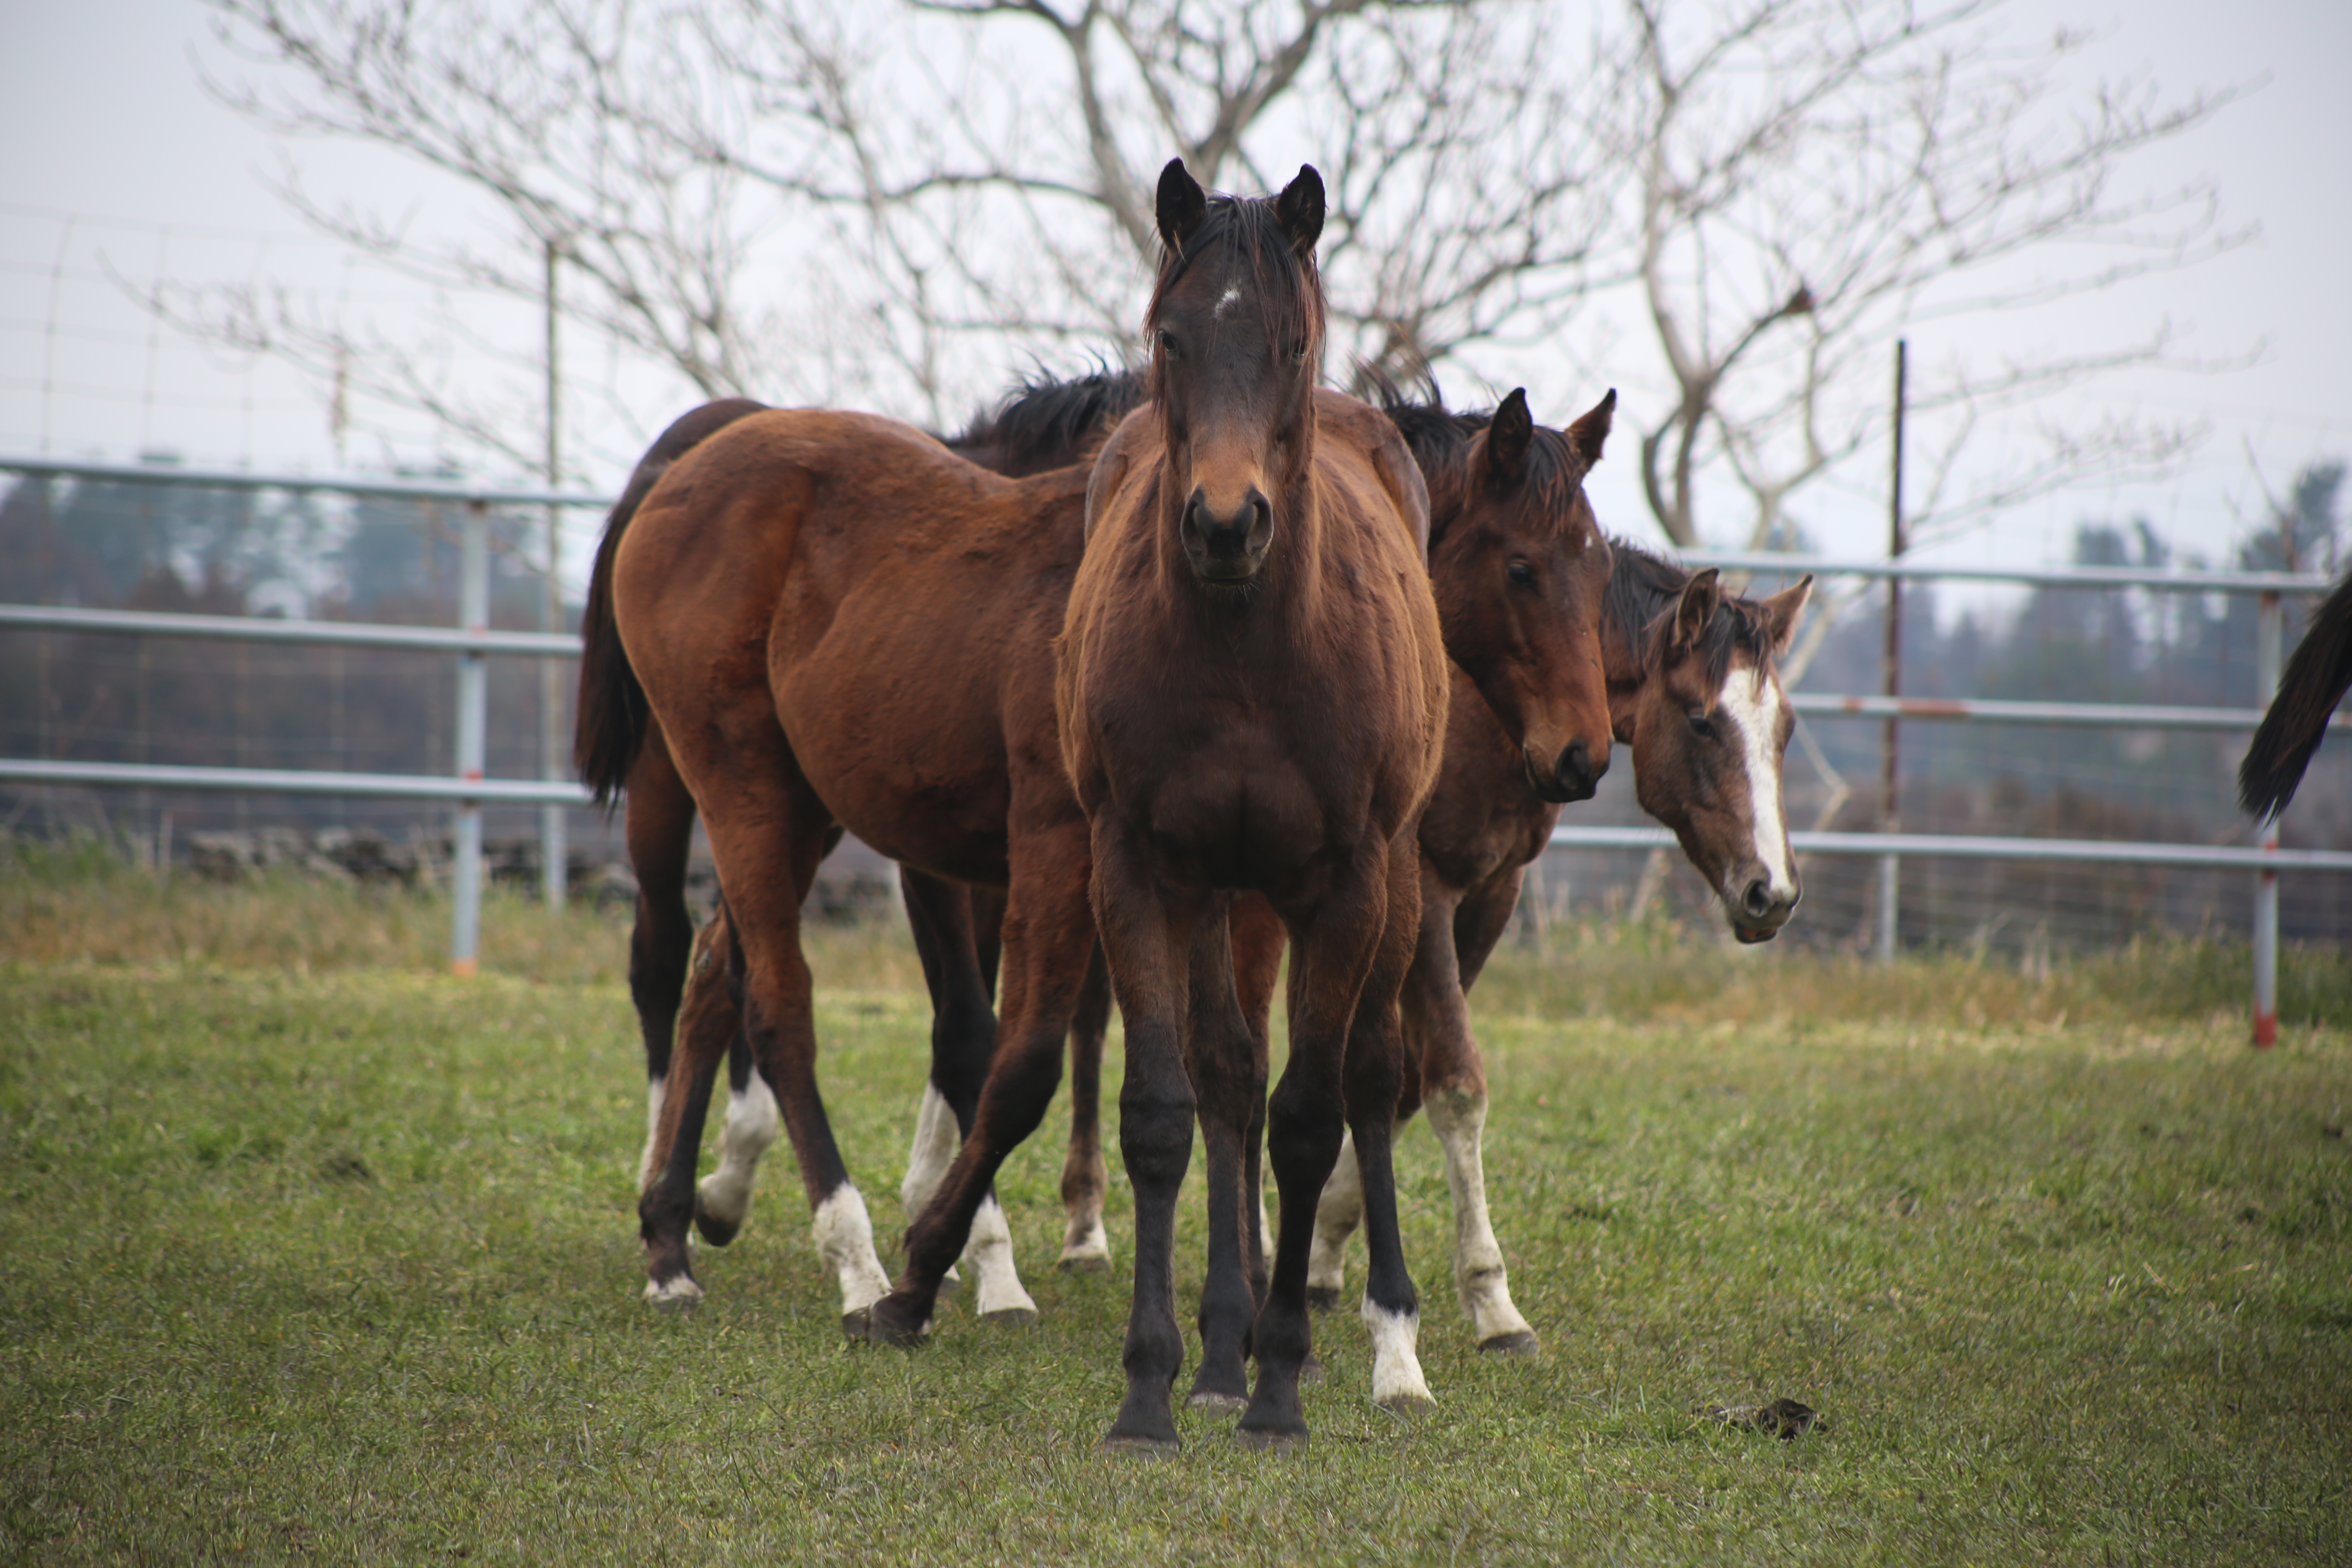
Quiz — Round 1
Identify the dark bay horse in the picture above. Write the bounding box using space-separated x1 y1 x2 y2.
2241 563 2352 820
1058 163 1453 1452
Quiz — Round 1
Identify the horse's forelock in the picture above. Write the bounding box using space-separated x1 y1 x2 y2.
1378 388 1599 549
1144 193 1325 397
1611 540 1781 690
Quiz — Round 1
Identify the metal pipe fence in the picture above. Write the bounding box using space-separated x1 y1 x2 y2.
5 453 2345 1037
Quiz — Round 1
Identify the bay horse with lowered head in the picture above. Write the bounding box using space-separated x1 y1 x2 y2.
1058 161 1453 1453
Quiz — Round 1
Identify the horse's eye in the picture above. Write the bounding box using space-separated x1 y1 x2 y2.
1289 339 1309 364
1688 711 1716 740
1507 560 1536 588
1157 330 1177 358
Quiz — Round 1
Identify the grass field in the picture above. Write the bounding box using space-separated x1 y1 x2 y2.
3 845 2349 1563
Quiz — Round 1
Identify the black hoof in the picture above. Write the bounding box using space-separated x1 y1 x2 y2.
692 1204 743 1249
980 1305 1040 1328
1234 1424 1307 1454
841 1307 871 1341
1305 1285 1340 1312
1187 1390 1249 1416
1100 1433 1181 1459
1478 1329 1540 1357
864 1295 931 1348
1057 1254 1112 1276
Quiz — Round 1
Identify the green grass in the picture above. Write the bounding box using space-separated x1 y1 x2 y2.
2 853 2349 1562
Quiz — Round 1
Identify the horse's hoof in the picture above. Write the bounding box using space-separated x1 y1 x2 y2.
863 1298 931 1348
1057 1251 1112 1276
692 1207 743 1248
1478 1329 1540 1357
1234 1425 1307 1454
840 1307 871 1341
1099 1434 1181 1459
1305 1285 1341 1312
644 1276 703 1312
1375 1386 1437 1417
1300 1353 1325 1385
1187 1390 1249 1416
980 1305 1040 1328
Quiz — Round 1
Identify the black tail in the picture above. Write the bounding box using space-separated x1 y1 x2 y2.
575 398 770 806
2240 564 2352 819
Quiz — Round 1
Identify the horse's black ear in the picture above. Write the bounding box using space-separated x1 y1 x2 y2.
1486 388 1533 486
1275 165 1325 256
1674 568 1722 650
1762 574 1813 655
1157 159 1207 253
1568 388 1616 468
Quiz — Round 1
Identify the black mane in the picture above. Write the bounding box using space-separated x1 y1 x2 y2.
1370 376 1597 546
1145 194 1325 395
1604 538 1780 685
946 363 1147 477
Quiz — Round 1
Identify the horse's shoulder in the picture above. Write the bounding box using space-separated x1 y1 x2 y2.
1312 390 1432 559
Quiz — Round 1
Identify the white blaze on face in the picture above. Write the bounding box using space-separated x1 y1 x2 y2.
1717 662 1796 900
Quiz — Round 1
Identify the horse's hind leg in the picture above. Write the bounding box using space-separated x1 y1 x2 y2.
1058 943 1113 1272
639 905 740 1305
1417 864 1537 1354
626 732 700 1190
689 758 892 1335
898 870 1035 1324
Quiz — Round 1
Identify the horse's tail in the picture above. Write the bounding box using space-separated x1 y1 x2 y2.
2240 563 2352 820
575 398 771 806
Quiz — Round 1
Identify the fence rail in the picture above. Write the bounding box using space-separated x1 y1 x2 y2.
7 452 2345 1029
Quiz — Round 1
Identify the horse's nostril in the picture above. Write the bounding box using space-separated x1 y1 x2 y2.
1742 879 1773 919
1557 740 1604 799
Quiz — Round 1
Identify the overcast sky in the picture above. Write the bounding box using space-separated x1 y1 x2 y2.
3 0 2347 605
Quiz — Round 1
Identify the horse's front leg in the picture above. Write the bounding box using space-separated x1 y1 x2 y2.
1088 822 1206 1454
1341 834 1439 1412
1418 862 1537 1354
1058 944 1114 1272
1241 845 1391 1451
1183 899 1262 1415
866 816 1095 1345
896 868 1011 1305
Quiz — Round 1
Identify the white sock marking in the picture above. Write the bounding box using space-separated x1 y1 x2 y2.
811 1185 893 1319
1307 1129 1363 1298
899 1083 960 1216
1719 667 1796 899
1424 1087 1534 1346
1361 1299 1434 1410
963 1194 1038 1322
697 1067 781 1230
637 1076 667 1192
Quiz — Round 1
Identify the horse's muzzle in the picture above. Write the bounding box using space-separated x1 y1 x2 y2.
1530 738 1606 804
1183 488 1272 584
1728 874 1800 943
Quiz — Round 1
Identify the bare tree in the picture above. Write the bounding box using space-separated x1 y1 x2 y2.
177 0 2245 562
1586 0 2248 556
178 0 1613 463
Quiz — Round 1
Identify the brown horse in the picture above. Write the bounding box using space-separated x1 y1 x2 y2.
1058 162 1452 1452
577 372 1138 1318
1300 532 1813 1345
597 403 1108 1331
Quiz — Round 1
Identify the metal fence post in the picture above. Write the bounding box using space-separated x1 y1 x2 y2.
451 500 490 977
2253 589 2283 1047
